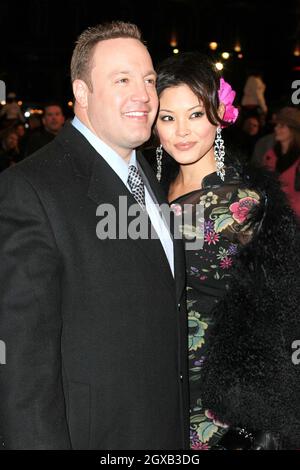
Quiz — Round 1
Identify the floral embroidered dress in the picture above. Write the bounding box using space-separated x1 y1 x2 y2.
170 166 262 450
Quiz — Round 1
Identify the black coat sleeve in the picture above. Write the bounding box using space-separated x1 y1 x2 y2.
0 167 71 449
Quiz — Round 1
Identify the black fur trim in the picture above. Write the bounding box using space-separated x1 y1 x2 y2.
198 164 300 448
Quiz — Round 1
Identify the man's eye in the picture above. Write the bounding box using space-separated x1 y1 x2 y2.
117 78 129 84
145 78 156 85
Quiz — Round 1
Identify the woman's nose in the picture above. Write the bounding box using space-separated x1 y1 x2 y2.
176 121 191 137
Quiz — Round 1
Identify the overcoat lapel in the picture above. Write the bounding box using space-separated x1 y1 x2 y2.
137 152 186 304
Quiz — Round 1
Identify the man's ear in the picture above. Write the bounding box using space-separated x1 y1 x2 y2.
218 102 225 120
72 79 89 108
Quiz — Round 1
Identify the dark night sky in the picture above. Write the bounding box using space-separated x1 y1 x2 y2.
0 0 299 112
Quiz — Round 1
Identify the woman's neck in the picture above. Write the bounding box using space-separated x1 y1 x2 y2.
168 150 216 201
281 141 289 154
279 136 293 155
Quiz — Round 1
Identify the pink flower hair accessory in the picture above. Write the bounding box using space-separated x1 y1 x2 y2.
218 78 239 125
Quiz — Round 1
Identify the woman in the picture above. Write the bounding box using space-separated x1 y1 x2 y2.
241 72 268 120
262 106 300 218
154 52 300 449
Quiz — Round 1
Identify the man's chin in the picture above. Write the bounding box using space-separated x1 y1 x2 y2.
129 132 151 148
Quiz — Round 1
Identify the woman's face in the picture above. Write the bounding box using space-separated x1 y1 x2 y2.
274 122 293 146
156 84 218 165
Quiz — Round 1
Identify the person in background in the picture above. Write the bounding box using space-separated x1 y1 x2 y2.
0 128 22 172
13 121 27 158
224 113 262 162
27 113 43 132
262 106 300 218
154 51 300 450
0 92 25 127
13 121 26 139
251 105 283 167
240 114 262 160
242 115 260 137
241 71 268 123
25 102 65 155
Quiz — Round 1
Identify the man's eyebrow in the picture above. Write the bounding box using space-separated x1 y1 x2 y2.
109 70 130 76
144 71 157 77
109 70 157 77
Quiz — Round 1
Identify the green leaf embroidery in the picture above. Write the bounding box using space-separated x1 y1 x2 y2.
190 414 207 424
210 206 229 216
190 367 201 374
244 189 261 201
237 189 249 199
197 421 219 443
188 314 208 351
237 188 260 201
214 214 234 232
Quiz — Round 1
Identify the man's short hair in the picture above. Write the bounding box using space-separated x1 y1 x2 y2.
70 21 143 91
43 102 64 115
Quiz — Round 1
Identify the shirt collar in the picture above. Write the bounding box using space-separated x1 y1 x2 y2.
72 116 136 186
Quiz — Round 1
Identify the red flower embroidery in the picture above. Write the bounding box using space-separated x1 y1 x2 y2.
191 442 210 450
205 409 229 428
204 231 220 245
220 257 233 269
229 197 258 224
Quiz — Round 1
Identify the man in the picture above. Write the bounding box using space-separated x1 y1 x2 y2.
0 21 189 450
25 102 65 156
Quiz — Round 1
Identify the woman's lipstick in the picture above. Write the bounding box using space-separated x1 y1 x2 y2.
174 142 196 151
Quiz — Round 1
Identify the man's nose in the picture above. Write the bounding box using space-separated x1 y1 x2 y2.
131 81 150 103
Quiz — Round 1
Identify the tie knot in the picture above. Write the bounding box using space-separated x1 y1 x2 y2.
128 164 142 184
127 165 146 210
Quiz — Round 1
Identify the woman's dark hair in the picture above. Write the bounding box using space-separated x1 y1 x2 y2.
156 51 226 127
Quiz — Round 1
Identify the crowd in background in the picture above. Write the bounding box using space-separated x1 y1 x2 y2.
0 95 65 172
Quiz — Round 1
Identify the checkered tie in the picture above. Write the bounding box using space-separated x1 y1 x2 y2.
127 164 146 210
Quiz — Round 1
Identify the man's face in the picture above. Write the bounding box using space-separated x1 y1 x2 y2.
79 38 158 160
6 132 18 150
43 106 65 134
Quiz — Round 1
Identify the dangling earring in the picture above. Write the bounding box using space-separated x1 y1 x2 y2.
214 127 225 181
156 144 163 182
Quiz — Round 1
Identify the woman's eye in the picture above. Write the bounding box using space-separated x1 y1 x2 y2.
191 111 204 118
160 115 174 122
